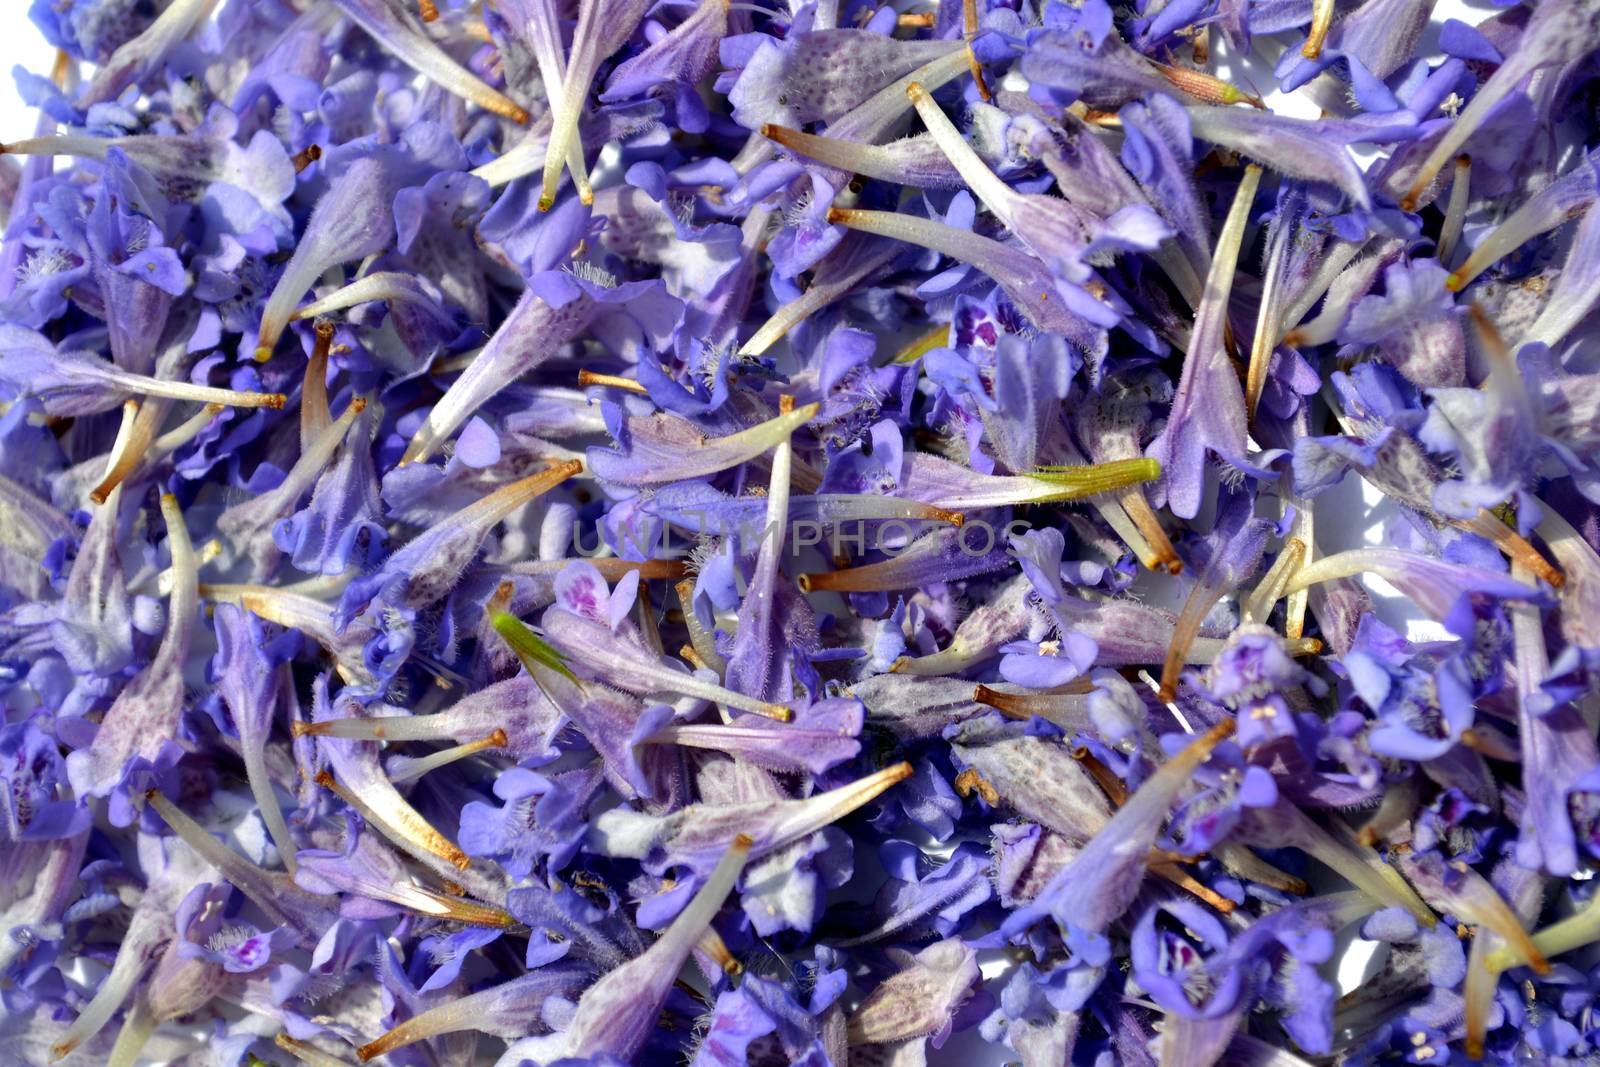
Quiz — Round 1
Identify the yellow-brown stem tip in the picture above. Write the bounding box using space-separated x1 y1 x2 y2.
761 124 800 149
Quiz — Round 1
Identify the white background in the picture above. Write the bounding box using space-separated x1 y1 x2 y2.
0 19 49 132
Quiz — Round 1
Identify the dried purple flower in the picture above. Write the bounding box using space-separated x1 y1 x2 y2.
3 0 1599 1062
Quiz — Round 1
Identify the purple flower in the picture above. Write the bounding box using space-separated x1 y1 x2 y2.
1001 722 1234 941
458 766 598 879
997 634 1098 688
1146 166 1267 521
178 918 296 974
1202 625 1322 748
1340 258 1465 388
63 495 198 822
841 840 992 946
4 2 1600 1062
1163 742 1279 854
1131 899 1245 1019
502 835 753 1062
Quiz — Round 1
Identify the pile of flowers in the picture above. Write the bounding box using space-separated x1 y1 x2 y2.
3 0 1600 1063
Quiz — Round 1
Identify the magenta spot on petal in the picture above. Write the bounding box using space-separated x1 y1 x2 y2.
564 578 600 618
